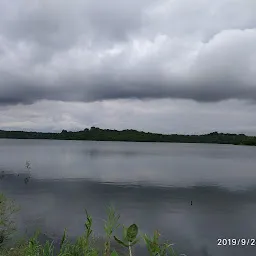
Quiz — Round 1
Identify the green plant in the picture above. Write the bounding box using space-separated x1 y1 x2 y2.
0 193 180 256
58 210 99 256
103 206 120 256
143 231 177 256
24 161 31 184
24 231 41 256
84 210 93 246
114 224 140 256
41 240 54 256
25 161 31 173
0 193 19 246
110 250 119 256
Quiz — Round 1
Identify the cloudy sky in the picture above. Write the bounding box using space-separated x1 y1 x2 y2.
0 0 256 134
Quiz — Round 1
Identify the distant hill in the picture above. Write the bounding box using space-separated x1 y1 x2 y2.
0 127 256 145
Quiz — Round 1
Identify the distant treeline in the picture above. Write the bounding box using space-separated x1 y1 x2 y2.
0 127 256 145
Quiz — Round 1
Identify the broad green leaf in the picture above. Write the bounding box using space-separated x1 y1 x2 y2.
126 224 138 242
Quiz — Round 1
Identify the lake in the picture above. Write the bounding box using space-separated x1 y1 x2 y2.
1 139 256 255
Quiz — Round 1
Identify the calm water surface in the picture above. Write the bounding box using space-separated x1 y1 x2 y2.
1 139 256 255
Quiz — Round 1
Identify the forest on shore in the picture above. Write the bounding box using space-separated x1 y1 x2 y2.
1 127 256 146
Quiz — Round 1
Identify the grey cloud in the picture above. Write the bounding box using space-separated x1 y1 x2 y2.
1 74 254 106
144 0 256 41
2 0 150 47
0 0 153 65
0 0 256 106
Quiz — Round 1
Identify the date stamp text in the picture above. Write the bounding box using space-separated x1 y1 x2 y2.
217 238 256 246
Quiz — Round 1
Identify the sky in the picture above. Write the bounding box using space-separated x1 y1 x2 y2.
0 0 256 134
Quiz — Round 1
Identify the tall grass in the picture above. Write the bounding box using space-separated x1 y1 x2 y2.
0 194 181 256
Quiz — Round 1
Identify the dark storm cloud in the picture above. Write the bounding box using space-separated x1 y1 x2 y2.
0 0 256 106
0 72 255 106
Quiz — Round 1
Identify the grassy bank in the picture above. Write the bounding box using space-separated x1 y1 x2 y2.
0 193 179 256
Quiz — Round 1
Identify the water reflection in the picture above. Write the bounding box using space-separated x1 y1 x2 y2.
1 172 256 256
1 139 256 256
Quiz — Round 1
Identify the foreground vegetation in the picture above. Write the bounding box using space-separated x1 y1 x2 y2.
0 193 180 256
0 127 256 146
